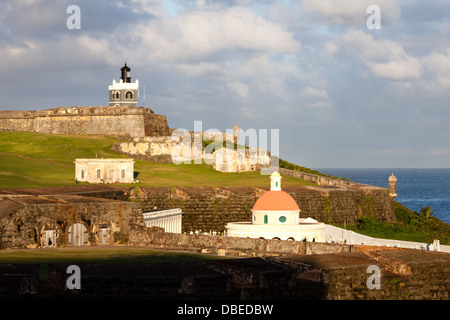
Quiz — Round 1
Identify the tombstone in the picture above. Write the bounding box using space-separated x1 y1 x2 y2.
433 239 440 251
44 229 56 248
68 223 88 246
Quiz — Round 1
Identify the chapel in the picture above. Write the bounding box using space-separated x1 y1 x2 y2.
226 171 325 242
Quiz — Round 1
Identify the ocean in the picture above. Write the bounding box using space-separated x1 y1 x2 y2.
315 168 450 225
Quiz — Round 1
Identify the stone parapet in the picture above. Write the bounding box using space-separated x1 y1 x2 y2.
0 106 169 138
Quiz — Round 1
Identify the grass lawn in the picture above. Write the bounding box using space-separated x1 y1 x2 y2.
0 246 227 264
0 131 315 189
0 246 229 279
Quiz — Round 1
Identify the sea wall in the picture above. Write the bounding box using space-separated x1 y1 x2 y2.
0 106 170 138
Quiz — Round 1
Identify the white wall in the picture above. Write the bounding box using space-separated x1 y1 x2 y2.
324 224 449 253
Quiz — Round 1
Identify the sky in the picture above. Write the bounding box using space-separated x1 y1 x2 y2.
1 0 449 169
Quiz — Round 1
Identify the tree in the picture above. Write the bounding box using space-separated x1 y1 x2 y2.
419 206 436 220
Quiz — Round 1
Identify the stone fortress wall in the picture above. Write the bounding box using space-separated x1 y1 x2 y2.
133 183 396 233
0 106 170 138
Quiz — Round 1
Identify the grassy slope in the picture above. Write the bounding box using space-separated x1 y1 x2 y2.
0 131 315 189
336 201 450 245
1 132 447 245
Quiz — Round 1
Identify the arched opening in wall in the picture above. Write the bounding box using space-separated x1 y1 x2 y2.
115 92 120 99
287 237 295 241
312 237 316 242
272 237 280 240
259 237 265 240
302 238 307 242
68 223 88 247
125 91 133 99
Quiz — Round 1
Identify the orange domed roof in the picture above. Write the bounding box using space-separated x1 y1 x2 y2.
252 191 300 211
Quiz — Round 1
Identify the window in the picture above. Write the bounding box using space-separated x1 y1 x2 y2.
96 169 101 179
109 169 114 180
121 169 125 179
279 216 287 223
125 91 133 99
264 215 268 224
81 170 85 179
276 182 278 187
115 92 120 99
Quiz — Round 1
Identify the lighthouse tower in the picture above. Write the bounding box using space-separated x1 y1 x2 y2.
108 63 139 107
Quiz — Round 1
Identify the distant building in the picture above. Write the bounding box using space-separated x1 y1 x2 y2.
74 158 134 183
226 171 325 242
108 63 139 107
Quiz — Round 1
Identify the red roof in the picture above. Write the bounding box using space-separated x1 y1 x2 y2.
252 191 300 211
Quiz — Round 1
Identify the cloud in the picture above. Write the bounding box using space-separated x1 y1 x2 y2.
421 49 450 90
134 6 300 63
302 86 328 98
335 29 421 80
301 0 401 26
227 82 250 99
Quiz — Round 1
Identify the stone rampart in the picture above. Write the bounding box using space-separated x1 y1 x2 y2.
135 185 396 233
0 194 141 249
129 229 354 257
0 106 170 138
279 167 369 187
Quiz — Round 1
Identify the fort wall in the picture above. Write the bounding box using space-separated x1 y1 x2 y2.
134 185 396 233
0 193 141 249
0 106 170 138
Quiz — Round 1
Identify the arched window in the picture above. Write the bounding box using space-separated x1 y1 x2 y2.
115 92 120 99
125 91 133 99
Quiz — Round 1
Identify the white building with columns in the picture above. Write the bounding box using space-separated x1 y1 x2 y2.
143 208 183 234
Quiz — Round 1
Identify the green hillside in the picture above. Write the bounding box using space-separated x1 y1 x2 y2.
0 132 315 189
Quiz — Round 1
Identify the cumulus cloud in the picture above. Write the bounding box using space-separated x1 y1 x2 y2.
227 81 250 98
302 86 328 98
335 29 421 80
133 6 300 63
421 50 450 90
301 0 401 26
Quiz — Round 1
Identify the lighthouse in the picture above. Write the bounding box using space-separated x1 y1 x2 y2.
108 63 139 107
